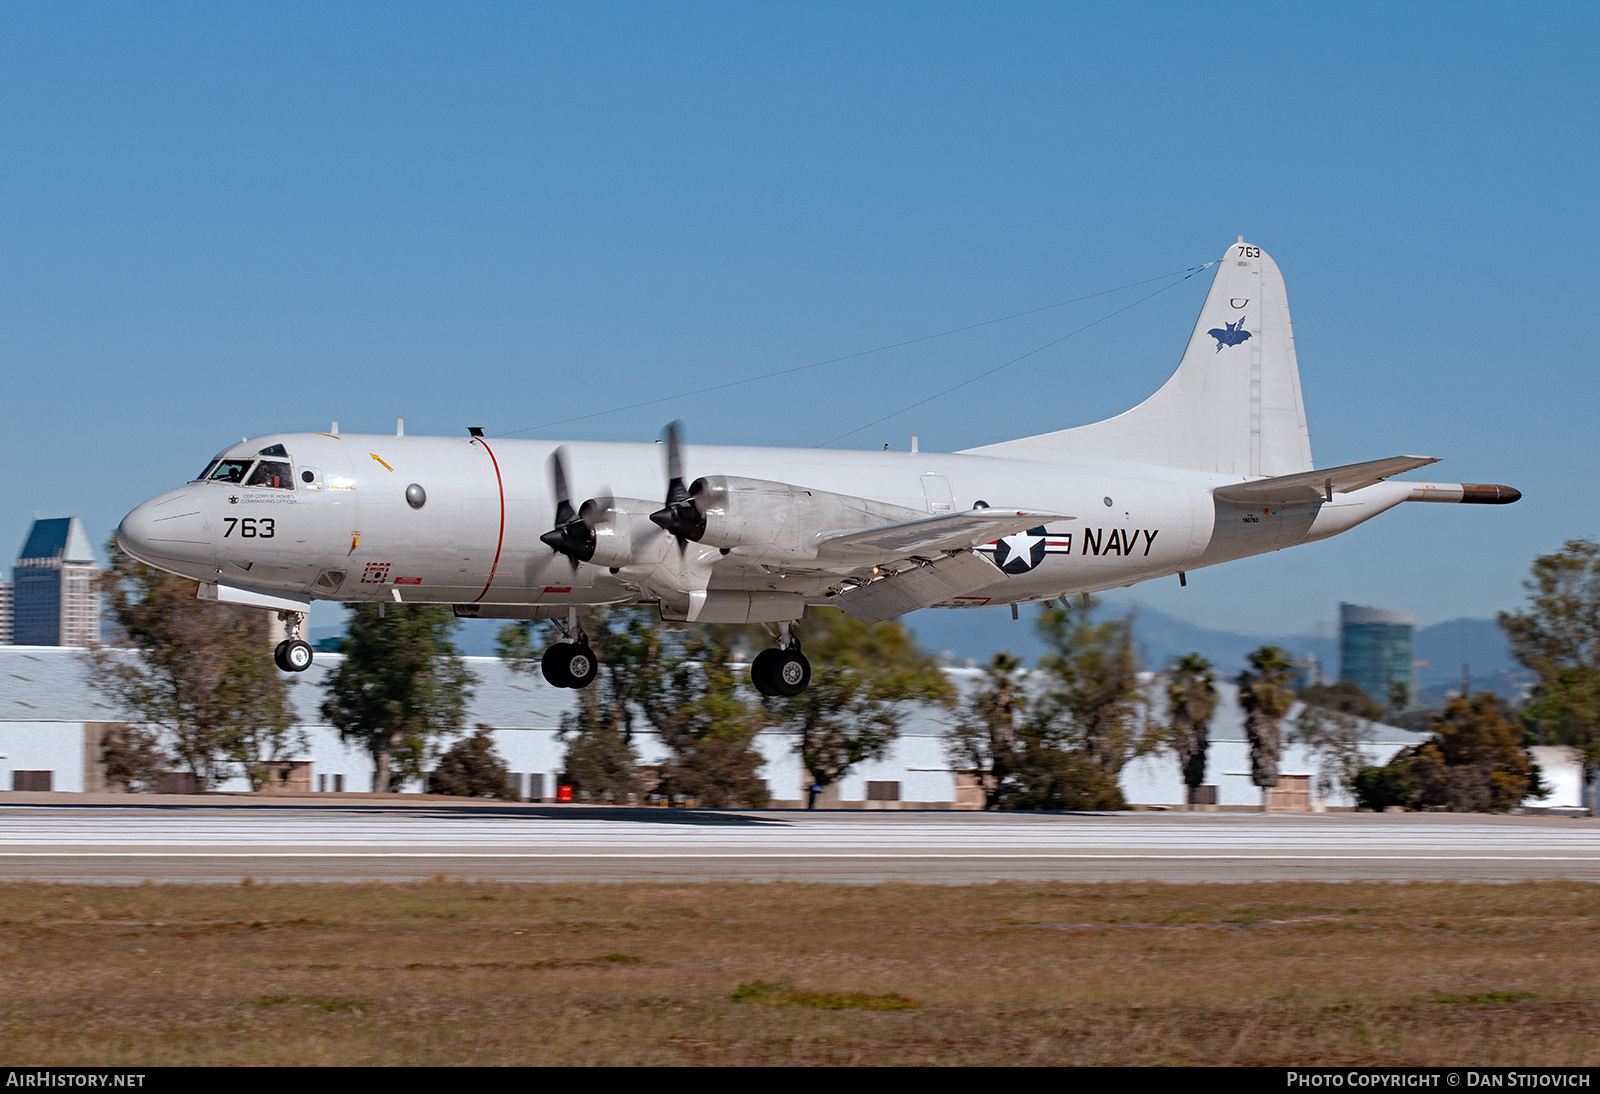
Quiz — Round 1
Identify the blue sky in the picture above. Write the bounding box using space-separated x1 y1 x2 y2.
2 3 1595 638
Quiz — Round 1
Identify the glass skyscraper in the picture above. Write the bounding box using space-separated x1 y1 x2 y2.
1339 602 1416 711
13 517 101 647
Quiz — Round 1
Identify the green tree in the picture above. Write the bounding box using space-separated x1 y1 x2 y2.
945 652 1028 810
499 607 650 802
642 627 770 807
1167 653 1217 806
768 609 952 809
1299 679 1387 722
1291 703 1372 802
99 723 170 793
1238 645 1295 806
1033 600 1154 781
321 603 474 792
87 541 299 791
1355 694 1547 812
1498 539 1600 812
429 725 514 799
1004 740 1126 811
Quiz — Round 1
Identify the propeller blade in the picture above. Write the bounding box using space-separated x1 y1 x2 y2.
650 421 706 544
539 447 596 563
663 420 684 490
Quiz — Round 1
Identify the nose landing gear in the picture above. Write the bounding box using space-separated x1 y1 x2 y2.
751 621 810 697
273 611 314 673
541 608 598 689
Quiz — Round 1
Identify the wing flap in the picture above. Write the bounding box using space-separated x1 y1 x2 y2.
815 509 1072 562
1213 455 1439 506
828 550 1004 624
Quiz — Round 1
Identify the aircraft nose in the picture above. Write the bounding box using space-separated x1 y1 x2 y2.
117 489 214 570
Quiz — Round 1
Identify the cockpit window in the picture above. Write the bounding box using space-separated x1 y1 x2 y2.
257 444 289 457
194 459 221 482
246 460 294 490
209 459 254 484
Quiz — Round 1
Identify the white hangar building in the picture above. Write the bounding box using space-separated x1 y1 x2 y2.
0 646 1585 811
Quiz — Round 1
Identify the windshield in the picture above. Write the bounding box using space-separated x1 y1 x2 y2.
246 460 294 489
193 459 221 482
209 459 254 484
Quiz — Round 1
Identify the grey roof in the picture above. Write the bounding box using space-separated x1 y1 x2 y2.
17 517 96 566
0 647 1429 747
0 647 578 728
0 647 132 721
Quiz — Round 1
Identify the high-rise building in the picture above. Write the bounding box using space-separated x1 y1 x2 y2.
13 517 101 647
0 581 12 644
1339 602 1416 711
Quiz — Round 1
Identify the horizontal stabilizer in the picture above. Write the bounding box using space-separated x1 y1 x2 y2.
1213 455 1439 507
816 509 1071 562
830 550 1003 624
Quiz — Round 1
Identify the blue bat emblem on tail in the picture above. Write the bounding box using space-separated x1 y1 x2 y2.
1208 316 1252 352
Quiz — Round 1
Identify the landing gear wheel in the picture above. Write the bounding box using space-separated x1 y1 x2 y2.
771 649 811 697
750 648 781 697
276 639 313 672
563 643 598 689
542 643 598 689
542 643 574 688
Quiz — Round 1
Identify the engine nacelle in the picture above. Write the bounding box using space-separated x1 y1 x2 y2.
581 498 672 570
689 476 921 563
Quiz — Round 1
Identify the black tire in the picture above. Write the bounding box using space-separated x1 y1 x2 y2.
771 649 811 697
542 643 575 689
283 639 314 672
750 648 780 696
273 640 291 672
564 643 598 689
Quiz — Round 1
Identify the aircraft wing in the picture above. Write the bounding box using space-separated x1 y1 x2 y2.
814 509 1073 563
1212 455 1440 507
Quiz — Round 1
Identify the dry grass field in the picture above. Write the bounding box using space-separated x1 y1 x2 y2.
2 879 1599 1066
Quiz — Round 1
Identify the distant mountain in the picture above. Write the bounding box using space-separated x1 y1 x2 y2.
898 602 1336 680
899 603 1529 700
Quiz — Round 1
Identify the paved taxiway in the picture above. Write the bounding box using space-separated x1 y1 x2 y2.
0 801 1596 883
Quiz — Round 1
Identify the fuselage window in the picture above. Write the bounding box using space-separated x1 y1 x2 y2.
209 459 254 484
257 444 289 457
246 460 294 489
193 459 221 482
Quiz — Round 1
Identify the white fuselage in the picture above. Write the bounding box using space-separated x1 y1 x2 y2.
117 430 1411 615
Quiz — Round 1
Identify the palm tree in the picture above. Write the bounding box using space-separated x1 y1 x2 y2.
1238 645 1296 810
1167 653 1217 808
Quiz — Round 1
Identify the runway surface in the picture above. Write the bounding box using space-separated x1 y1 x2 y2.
1 802 1597 883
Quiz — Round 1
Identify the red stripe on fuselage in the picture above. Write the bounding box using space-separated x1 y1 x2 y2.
471 438 506 603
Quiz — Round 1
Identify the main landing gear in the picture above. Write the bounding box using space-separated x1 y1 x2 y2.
541 608 598 690
751 622 810 698
273 611 314 673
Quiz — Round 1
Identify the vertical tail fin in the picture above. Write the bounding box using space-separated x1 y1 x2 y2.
964 239 1314 477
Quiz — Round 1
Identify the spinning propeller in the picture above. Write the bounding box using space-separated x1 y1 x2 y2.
539 447 606 565
649 421 707 546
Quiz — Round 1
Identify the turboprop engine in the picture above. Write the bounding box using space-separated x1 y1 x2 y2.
581 497 672 571
680 475 922 565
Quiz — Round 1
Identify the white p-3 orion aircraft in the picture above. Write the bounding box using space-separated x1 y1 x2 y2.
118 239 1518 694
